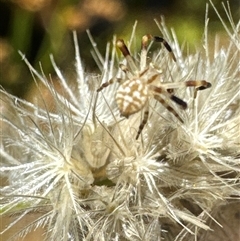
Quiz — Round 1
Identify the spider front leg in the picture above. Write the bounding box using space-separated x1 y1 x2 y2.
140 34 176 70
152 35 176 62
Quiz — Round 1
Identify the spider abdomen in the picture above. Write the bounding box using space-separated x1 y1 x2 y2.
116 79 148 118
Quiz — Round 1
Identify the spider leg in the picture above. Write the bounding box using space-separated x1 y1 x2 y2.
186 80 212 98
140 34 176 69
152 36 176 62
170 95 188 109
140 35 150 71
160 80 211 99
162 80 211 91
116 39 139 75
146 73 159 84
136 105 149 140
154 95 184 123
151 86 187 109
119 64 129 74
185 80 212 89
179 80 212 99
97 77 122 92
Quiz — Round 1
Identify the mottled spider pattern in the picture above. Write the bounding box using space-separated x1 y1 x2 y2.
97 34 211 139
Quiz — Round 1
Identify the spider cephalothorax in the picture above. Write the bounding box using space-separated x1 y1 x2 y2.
97 34 211 139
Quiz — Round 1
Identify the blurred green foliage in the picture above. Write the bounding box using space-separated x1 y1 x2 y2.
0 0 239 98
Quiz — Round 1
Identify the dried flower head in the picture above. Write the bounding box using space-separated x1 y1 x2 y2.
1 1 239 240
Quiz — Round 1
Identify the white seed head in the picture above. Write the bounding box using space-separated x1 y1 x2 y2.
1 3 240 240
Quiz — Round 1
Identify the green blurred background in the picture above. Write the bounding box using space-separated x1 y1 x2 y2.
0 0 239 99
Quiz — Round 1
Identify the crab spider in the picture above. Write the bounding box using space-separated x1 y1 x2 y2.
97 34 211 140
